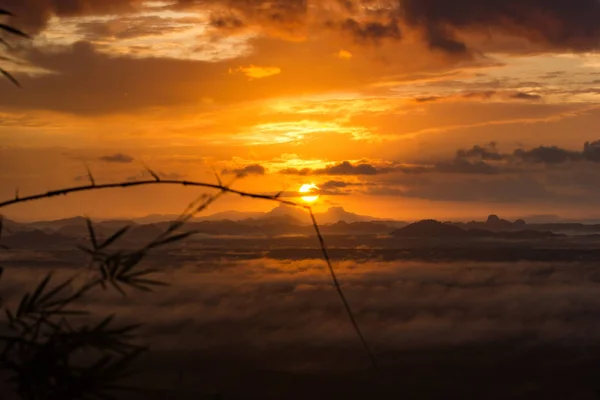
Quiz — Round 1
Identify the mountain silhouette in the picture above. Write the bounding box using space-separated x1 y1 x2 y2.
392 219 559 239
199 204 388 225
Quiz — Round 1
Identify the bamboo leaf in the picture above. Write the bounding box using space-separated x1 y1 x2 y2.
85 217 98 249
0 24 29 38
85 163 96 186
0 68 20 88
38 276 73 305
28 272 53 310
0 37 11 49
98 226 130 249
16 292 30 318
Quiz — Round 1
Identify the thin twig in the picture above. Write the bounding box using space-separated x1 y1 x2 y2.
309 207 378 371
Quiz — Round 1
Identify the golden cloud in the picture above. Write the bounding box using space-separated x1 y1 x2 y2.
230 65 282 80
337 49 353 59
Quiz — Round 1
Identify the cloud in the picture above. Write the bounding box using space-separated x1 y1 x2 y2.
222 164 266 176
456 142 505 161
413 91 542 104
6 253 600 397
433 159 502 175
510 92 543 101
401 176 550 202
320 180 355 190
98 153 134 163
583 140 600 162
280 141 600 183
336 17 401 42
281 161 380 176
7 255 600 361
336 49 353 59
126 170 184 181
513 146 584 164
454 140 600 166
321 161 378 175
7 0 600 57
176 0 308 39
319 180 365 195
230 65 282 79
1 0 143 33
400 0 600 53
194 0 600 54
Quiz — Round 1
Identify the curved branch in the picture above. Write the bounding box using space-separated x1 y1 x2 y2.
0 179 303 210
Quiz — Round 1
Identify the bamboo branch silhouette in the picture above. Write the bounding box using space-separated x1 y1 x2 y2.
0 177 378 370
0 180 298 209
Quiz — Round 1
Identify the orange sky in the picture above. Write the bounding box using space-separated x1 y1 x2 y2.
2 0 600 221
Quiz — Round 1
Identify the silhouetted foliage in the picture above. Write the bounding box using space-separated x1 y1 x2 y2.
0 8 29 87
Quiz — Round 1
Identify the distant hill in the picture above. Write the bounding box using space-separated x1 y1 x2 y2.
199 204 398 225
196 210 264 221
28 216 88 230
392 220 559 239
1 229 76 248
451 214 600 234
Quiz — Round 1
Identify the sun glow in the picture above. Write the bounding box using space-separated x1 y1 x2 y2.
299 183 320 203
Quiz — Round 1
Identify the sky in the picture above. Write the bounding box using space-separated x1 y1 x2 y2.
2 0 600 221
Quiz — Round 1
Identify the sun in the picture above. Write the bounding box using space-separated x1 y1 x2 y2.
299 183 320 203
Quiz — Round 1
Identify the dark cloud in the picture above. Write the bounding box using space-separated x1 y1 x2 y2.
223 164 266 177
6 0 600 56
320 180 355 190
423 25 468 53
456 142 504 161
98 153 134 163
1 38 388 114
514 146 583 164
280 141 600 181
433 159 502 175
194 0 600 53
279 167 312 176
510 92 543 101
209 15 245 31
402 176 550 202
1 0 141 34
414 96 443 103
176 0 308 35
126 170 184 181
455 141 600 166
280 161 380 176
430 142 512 175
583 140 600 162
323 161 379 175
414 91 541 103
319 180 365 196
336 18 401 42
400 0 600 53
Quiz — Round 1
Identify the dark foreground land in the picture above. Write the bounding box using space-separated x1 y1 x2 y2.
128 343 600 399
